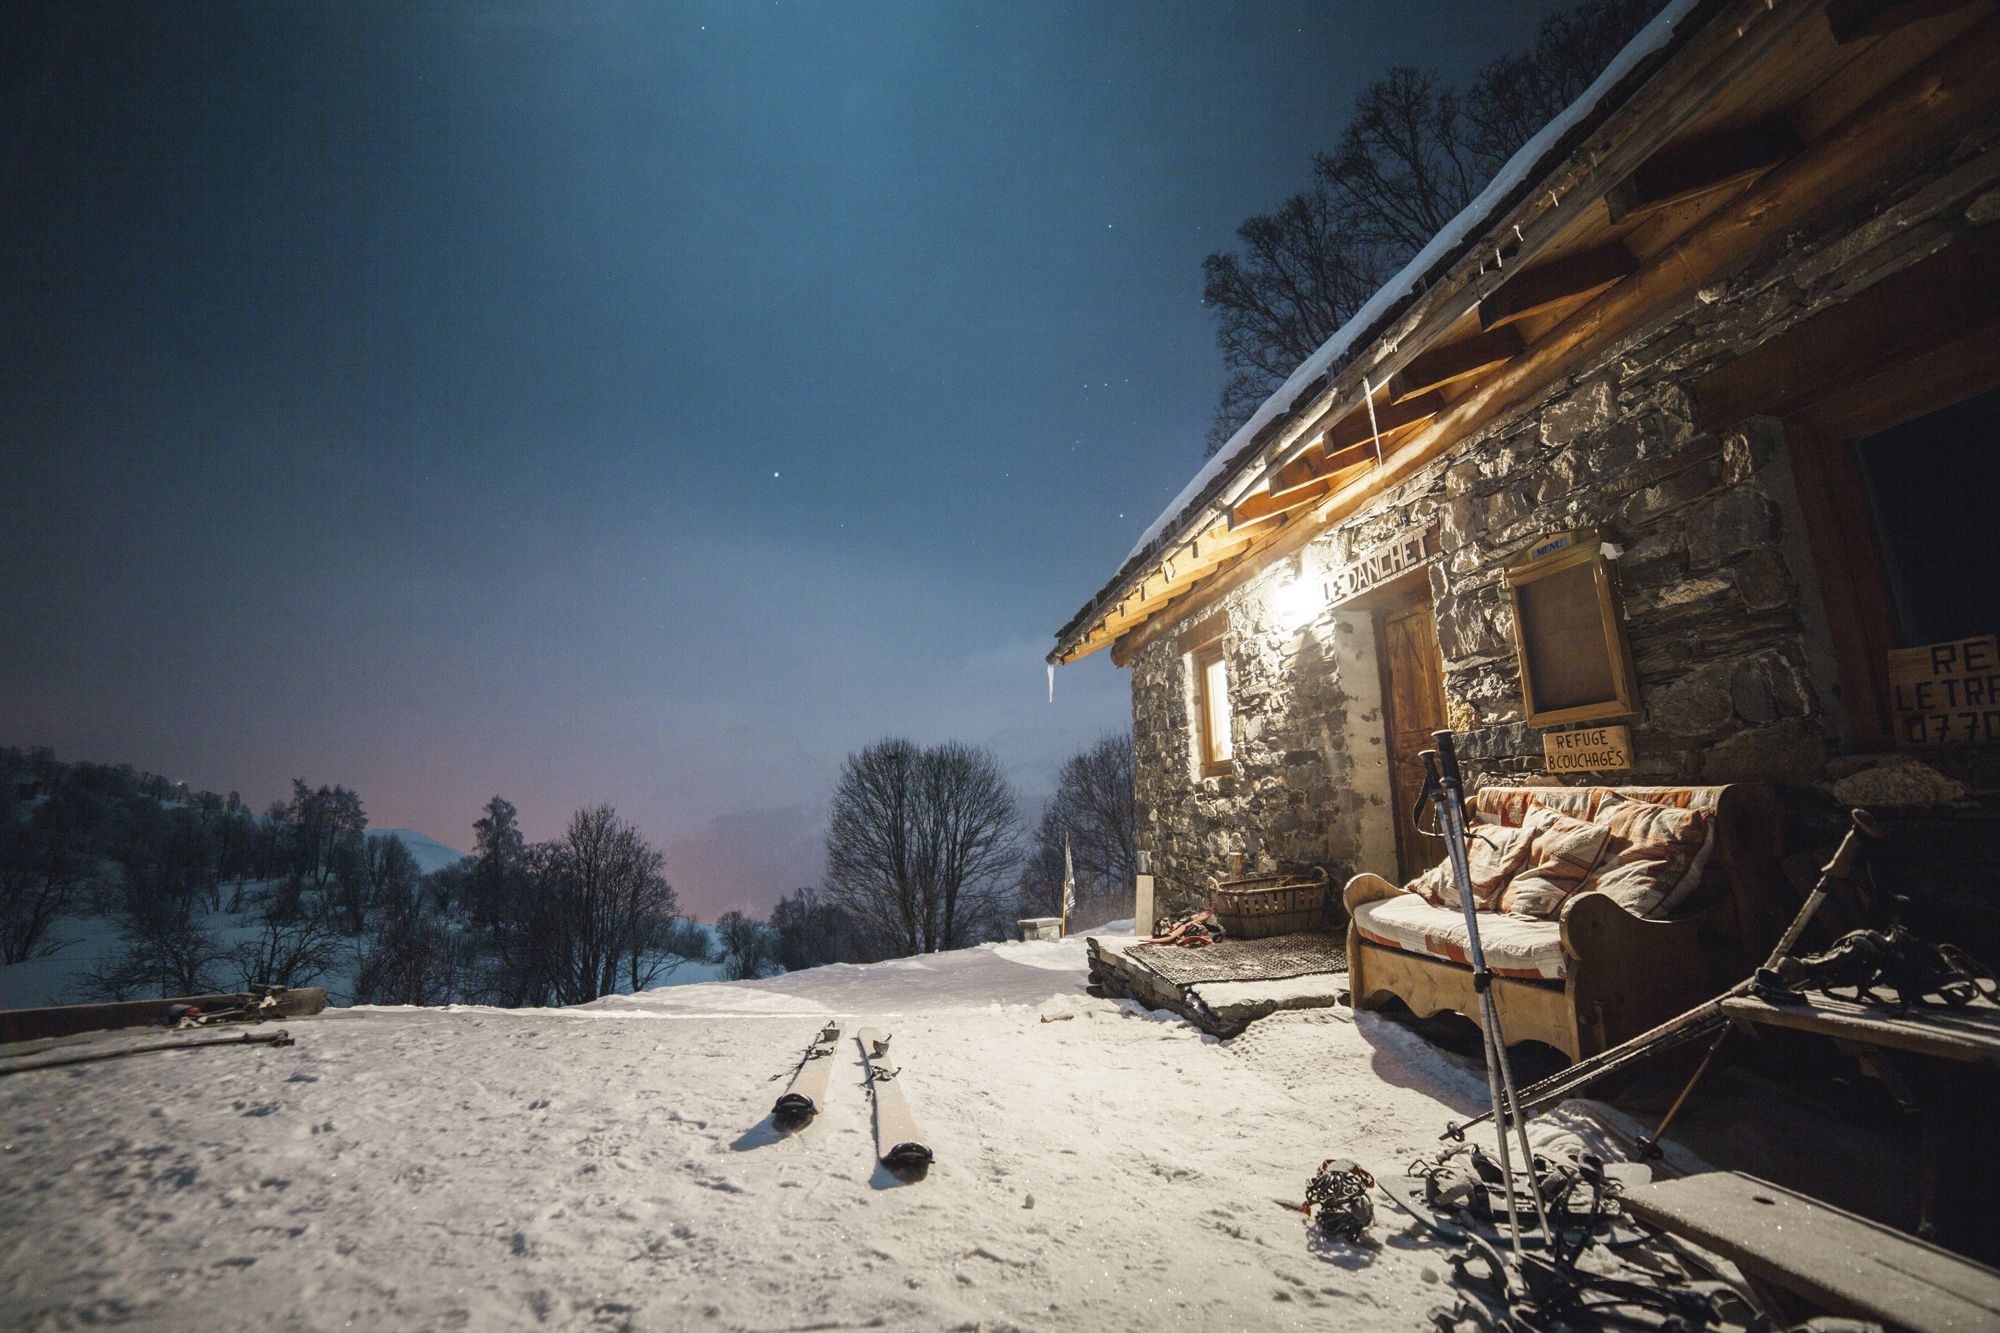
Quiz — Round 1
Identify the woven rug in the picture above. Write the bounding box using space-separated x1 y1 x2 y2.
1129 932 1347 987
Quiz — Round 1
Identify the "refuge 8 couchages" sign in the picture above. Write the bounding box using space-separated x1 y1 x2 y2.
1542 724 1634 774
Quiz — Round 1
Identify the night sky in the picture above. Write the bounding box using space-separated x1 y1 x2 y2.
2 1 1564 917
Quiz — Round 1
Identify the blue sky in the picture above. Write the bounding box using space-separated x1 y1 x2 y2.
1 0 1564 915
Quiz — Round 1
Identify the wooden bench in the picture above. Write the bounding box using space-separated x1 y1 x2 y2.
0 988 329 1044
1624 1170 2000 1332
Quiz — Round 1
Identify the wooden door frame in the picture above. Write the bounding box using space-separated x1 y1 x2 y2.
1375 584 1448 884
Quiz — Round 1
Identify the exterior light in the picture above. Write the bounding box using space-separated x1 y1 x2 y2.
1272 577 1320 631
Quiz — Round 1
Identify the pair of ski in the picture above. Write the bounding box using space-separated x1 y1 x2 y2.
769 1022 933 1179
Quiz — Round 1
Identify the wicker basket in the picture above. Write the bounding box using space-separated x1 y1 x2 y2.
1208 866 1332 939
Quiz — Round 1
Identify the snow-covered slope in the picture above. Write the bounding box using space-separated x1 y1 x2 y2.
365 827 469 875
0 928 1596 1331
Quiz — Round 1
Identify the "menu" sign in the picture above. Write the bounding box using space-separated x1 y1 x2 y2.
1888 635 1999 747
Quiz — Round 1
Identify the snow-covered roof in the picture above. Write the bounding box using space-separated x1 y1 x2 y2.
1060 0 1706 654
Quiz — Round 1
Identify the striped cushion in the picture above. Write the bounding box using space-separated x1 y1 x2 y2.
1404 821 1537 910
1585 792 1714 918
1353 893 1566 980
1498 803 1612 919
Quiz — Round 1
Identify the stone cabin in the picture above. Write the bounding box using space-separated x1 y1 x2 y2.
1049 0 2000 926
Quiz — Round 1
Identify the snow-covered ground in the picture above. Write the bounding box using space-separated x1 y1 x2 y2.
0 929 1664 1331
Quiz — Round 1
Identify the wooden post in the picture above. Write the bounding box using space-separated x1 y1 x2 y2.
1134 873 1156 937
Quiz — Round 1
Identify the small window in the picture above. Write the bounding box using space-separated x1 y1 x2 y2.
1193 641 1234 776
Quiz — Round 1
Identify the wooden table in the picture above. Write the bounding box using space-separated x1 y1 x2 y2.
1719 989 2000 1263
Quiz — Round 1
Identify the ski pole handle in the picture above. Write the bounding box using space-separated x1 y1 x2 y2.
1430 730 1463 790
1420 749 1443 792
1822 808 1881 880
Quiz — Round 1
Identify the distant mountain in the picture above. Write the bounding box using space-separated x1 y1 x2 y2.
366 828 469 876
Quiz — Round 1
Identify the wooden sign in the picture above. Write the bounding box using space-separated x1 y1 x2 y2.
1888 635 2000 747
1543 724 1633 774
1326 524 1437 605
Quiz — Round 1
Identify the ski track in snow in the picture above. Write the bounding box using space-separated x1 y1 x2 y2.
2 934 1510 1331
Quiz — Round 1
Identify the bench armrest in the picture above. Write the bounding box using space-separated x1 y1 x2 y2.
1343 872 1404 914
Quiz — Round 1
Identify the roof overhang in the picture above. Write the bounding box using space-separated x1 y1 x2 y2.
1049 0 2000 667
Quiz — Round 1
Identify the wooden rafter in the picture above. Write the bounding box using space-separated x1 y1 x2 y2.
1386 327 1524 403
1232 457 1375 527
1477 243 1638 330
1323 389 1445 452
1825 0 1990 43
1605 116 1801 223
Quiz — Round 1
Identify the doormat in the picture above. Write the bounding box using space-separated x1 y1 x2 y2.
1130 932 1347 987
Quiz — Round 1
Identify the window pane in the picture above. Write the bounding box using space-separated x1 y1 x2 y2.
1205 656 1232 762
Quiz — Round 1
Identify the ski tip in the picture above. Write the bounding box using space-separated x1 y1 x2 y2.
882 1141 933 1180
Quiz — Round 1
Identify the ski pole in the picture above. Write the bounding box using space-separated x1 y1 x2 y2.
1429 732 1551 1244
0 1027 294 1076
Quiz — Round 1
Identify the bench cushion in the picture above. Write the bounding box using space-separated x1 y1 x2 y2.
1352 893 1566 981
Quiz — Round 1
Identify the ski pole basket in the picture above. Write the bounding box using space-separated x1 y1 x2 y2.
1208 866 1331 938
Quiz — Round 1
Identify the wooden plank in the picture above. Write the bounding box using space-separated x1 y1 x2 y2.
1231 480 1332 527
1385 326 1523 403
1790 313 2000 440
1606 115 1802 223
1720 991 2000 1064
0 989 329 1045
1322 389 1446 452
1785 428 1901 751
1694 224 2000 429
1625 1171 2000 1332
1826 0 1990 43
1478 243 1638 330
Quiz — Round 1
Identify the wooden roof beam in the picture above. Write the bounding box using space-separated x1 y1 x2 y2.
1825 0 1990 44
1605 115 1802 224
1323 389 1445 451
1478 243 1638 331
1693 222 2000 429
1386 327 1524 403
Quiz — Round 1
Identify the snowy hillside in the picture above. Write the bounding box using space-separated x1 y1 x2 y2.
0 929 1658 1331
365 827 468 875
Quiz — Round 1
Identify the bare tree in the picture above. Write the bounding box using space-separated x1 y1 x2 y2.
351 880 472 1006
233 907 345 993
713 911 777 980
81 902 225 1001
1017 732 1137 928
0 813 90 964
484 805 683 1006
770 885 851 970
1201 0 1657 452
824 739 1022 957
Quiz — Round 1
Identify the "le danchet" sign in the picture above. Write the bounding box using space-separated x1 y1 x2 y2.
1326 524 1438 605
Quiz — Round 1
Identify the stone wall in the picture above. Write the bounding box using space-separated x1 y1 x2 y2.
1130 127 2000 920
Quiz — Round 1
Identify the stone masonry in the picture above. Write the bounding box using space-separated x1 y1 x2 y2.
1131 128 2000 921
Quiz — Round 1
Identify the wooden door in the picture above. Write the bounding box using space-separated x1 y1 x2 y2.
1378 589 1449 884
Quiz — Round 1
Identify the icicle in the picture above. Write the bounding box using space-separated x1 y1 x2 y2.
1047 662 1055 703
1363 376 1386 468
